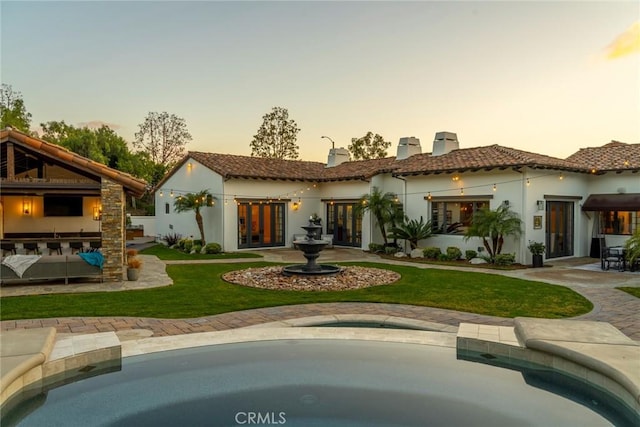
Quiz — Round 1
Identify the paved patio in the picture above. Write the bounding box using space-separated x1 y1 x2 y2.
1 247 639 341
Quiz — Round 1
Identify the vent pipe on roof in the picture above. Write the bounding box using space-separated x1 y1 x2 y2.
326 147 350 167
432 132 459 156
396 137 422 160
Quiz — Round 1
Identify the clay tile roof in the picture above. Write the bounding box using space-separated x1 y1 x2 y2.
178 152 399 184
1 128 148 197
393 144 585 176
321 156 399 181
565 141 640 171
188 152 326 180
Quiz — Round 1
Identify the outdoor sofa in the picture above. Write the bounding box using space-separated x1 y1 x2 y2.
0 255 102 285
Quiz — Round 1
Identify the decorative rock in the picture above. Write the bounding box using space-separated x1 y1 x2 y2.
469 257 487 264
410 249 423 258
222 266 400 292
394 252 407 258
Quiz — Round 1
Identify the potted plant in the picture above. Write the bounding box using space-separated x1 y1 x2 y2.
126 249 142 281
528 241 545 268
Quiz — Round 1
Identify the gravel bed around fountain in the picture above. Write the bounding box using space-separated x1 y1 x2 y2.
222 266 401 291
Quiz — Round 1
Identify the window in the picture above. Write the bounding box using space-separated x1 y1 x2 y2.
431 200 489 234
602 211 640 235
165 203 170 214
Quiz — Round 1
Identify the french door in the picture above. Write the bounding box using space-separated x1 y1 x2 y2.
327 203 362 247
238 202 285 248
546 201 574 258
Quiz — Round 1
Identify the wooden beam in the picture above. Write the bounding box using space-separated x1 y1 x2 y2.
7 142 15 179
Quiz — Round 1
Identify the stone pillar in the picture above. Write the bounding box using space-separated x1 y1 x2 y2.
101 178 125 282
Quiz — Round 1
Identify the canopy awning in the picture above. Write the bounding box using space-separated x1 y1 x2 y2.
582 193 640 211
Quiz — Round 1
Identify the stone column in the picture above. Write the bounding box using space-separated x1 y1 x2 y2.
101 178 125 281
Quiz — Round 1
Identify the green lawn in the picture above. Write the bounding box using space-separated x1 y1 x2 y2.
0 262 592 320
140 244 262 260
617 287 640 298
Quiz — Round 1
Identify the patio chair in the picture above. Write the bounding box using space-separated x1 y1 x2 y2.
601 247 624 272
47 241 63 255
89 240 102 250
69 241 85 254
1 242 17 256
23 242 41 255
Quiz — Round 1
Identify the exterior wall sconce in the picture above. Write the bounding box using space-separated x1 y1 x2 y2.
187 162 193 170
93 206 103 221
292 201 300 211
22 197 32 215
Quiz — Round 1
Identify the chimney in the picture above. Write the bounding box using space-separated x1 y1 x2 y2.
326 147 350 167
432 132 459 156
396 137 422 160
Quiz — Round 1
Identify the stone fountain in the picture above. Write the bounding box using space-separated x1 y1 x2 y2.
282 220 341 276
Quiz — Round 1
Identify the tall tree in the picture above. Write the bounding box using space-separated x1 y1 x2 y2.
463 205 523 262
134 112 191 166
0 84 32 132
173 190 214 245
250 107 300 159
348 131 391 160
355 186 402 246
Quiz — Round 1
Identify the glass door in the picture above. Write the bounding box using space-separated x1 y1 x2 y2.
546 201 574 258
327 202 362 247
238 202 285 248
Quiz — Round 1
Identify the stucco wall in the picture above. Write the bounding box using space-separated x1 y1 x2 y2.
154 159 224 245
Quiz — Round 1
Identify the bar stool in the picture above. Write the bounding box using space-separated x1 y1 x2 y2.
23 242 41 255
69 241 85 254
47 242 63 255
1 242 17 256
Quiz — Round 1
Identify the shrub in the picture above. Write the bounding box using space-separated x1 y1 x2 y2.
437 253 449 261
127 257 142 269
192 244 202 254
126 248 138 259
204 242 222 254
183 239 193 253
423 247 442 259
446 246 462 261
193 239 203 247
177 238 188 250
527 241 545 255
465 250 477 260
384 246 399 255
163 233 182 247
494 253 516 266
368 243 384 253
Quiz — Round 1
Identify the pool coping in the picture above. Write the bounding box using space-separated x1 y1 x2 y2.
2 316 639 419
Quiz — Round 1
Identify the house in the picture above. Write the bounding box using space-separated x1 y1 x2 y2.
154 132 639 264
0 128 147 281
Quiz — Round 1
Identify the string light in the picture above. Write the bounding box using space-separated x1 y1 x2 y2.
460 187 464 195
170 190 174 197
492 184 496 192
526 178 530 186
559 173 564 180
427 192 432 200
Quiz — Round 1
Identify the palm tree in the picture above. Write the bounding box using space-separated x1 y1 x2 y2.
173 190 214 245
388 216 433 250
355 186 401 246
463 204 522 261
624 227 640 270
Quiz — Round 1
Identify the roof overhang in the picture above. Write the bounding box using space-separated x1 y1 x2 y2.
581 193 640 211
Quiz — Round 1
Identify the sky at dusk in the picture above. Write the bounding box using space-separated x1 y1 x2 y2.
2 1 639 163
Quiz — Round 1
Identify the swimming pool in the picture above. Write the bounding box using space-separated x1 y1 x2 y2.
4 339 635 426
